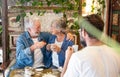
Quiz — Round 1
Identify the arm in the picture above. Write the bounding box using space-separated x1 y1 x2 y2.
39 32 52 68
61 47 73 77
63 54 79 77
15 36 34 68
58 40 74 56
39 32 52 44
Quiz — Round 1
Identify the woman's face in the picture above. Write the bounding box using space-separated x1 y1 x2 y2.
50 23 60 35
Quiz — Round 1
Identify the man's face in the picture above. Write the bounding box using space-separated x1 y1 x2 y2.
31 20 41 37
79 29 87 47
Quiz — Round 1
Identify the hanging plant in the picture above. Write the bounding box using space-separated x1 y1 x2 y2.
67 17 80 35
82 0 105 15
0 25 2 34
92 0 105 15
14 0 80 21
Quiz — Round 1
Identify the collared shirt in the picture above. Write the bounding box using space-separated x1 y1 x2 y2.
64 45 120 77
10 31 52 69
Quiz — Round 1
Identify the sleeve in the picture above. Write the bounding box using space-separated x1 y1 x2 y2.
63 54 80 77
40 33 52 68
15 36 34 68
39 32 52 44
58 39 74 56
57 40 74 65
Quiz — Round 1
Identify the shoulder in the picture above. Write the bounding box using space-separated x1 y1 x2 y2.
71 47 93 60
50 35 56 38
40 32 51 36
64 35 74 44
39 32 52 39
48 35 56 42
17 31 30 41
18 32 27 39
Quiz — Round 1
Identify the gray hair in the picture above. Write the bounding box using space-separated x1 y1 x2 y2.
51 18 67 33
25 17 40 31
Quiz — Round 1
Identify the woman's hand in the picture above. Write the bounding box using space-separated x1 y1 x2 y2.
50 44 61 52
46 44 51 51
66 33 74 41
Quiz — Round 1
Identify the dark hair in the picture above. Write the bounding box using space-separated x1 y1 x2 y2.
80 14 104 38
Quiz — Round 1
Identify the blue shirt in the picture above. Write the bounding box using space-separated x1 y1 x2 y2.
11 31 51 69
45 34 74 68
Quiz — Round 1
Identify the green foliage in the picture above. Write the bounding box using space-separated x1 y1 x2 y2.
73 12 79 18
0 26 2 34
46 0 51 6
15 0 80 22
19 0 31 4
29 12 33 15
82 2 86 7
39 11 46 16
16 15 21 22
32 1 38 6
92 0 105 15
15 0 105 31
37 10 41 16
16 12 26 21
67 17 79 35
82 0 105 15
53 8 63 14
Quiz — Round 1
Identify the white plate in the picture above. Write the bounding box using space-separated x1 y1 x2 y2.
35 68 43 72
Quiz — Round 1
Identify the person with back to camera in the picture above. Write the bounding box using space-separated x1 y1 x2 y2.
63 14 120 77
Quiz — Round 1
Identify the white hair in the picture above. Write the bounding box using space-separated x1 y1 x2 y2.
25 16 40 31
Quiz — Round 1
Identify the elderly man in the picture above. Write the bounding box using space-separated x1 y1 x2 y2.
63 14 120 77
12 18 51 69
5 17 52 77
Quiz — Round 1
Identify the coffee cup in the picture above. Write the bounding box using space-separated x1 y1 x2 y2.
24 67 34 77
72 45 78 52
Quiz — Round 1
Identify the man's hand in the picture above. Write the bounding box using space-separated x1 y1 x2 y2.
61 46 73 77
65 46 74 59
30 41 46 52
36 41 46 48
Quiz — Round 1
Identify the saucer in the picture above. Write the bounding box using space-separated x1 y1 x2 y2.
35 68 43 72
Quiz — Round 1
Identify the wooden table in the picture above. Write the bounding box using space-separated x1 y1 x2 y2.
10 68 61 77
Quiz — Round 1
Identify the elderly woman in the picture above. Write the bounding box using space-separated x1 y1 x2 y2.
46 18 74 69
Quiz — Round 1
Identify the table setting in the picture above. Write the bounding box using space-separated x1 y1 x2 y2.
10 66 61 77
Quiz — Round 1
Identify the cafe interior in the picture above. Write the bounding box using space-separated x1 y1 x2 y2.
0 0 120 77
